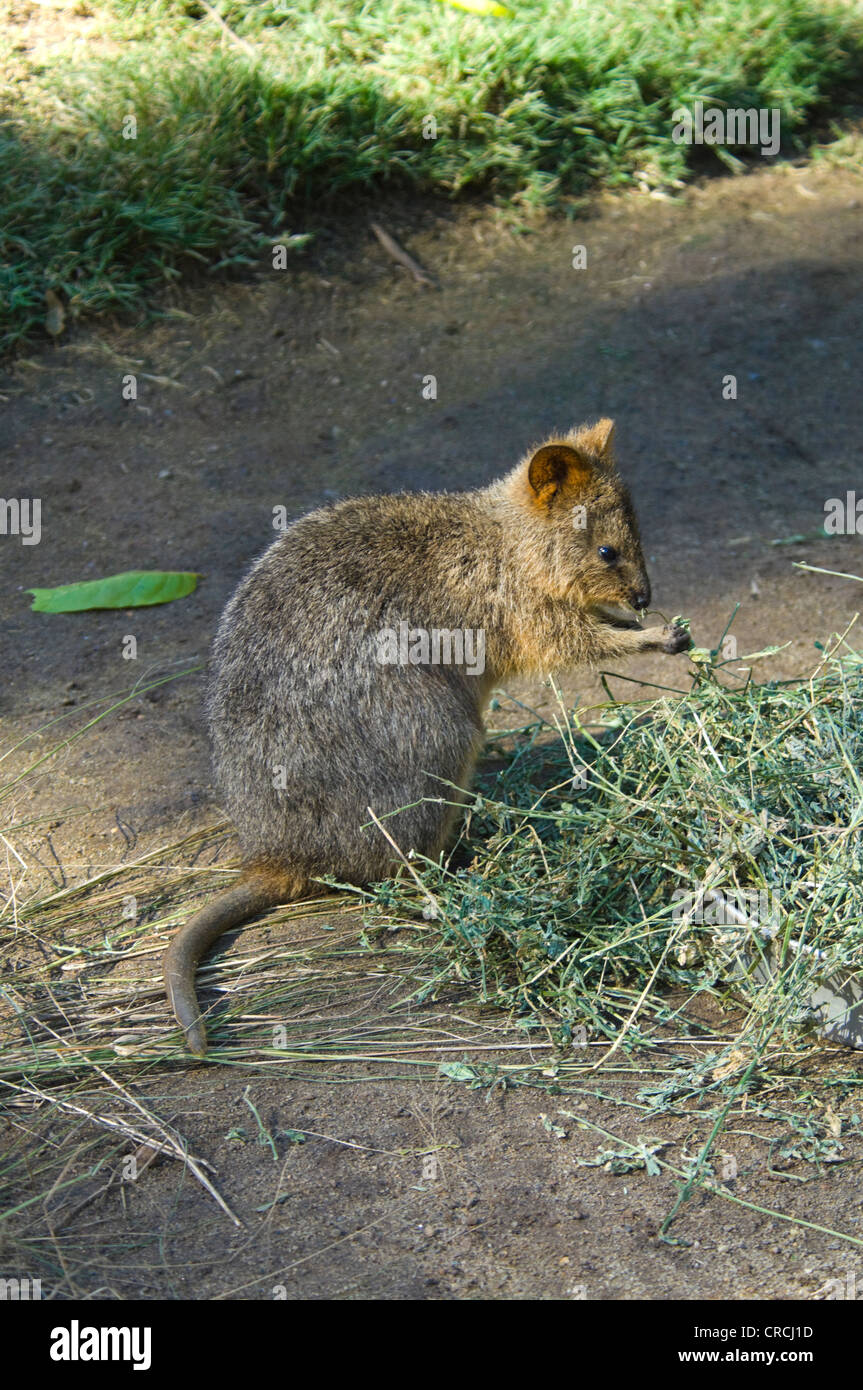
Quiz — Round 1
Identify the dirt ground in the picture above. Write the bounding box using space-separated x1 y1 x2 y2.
2 155 863 1300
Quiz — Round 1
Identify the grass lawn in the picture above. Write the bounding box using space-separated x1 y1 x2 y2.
1 0 862 351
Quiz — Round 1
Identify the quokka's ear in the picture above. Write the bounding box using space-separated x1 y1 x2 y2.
527 443 594 506
576 417 616 461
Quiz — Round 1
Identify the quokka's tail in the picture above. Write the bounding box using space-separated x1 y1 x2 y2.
164 864 309 1056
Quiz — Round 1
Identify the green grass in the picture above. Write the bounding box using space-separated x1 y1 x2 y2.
367 646 863 1054
1 0 862 352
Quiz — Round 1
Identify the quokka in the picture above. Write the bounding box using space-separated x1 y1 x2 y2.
164 418 691 1053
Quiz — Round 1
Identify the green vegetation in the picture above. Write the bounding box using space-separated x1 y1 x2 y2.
2 0 862 351
369 640 863 1055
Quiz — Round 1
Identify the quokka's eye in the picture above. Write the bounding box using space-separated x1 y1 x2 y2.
598 545 618 563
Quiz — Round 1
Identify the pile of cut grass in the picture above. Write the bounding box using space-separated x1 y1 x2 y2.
2 0 863 350
365 638 863 1060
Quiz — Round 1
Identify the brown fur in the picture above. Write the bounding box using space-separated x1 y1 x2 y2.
164 419 690 1054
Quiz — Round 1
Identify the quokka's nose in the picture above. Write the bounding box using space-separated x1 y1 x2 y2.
632 585 651 610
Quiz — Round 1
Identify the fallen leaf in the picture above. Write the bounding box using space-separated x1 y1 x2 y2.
27 570 201 612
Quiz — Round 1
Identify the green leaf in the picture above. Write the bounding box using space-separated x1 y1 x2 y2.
439 1061 477 1082
27 570 201 613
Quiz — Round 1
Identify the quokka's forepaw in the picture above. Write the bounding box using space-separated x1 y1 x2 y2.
662 622 692 655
